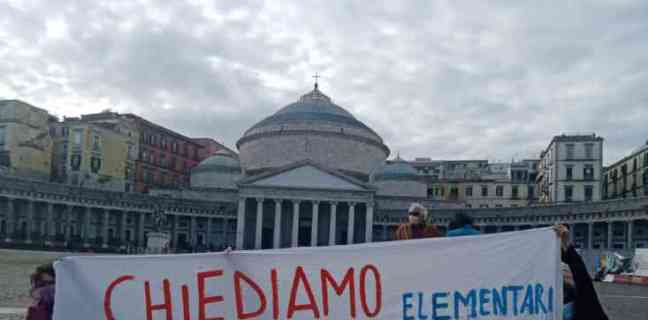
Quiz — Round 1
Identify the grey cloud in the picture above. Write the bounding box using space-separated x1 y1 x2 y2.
1 0 647 165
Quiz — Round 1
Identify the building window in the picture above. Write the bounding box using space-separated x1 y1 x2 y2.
92 134 101 151
512 185 519 199
90 157 102 173
479 204 489 208
566 144 575 160
585 143 593 159
633 158 638 171
160 153 167 168
70 154 81 171
73 129 83 146
566 165 573 181
565 185 573 202
584 164 594 180
172 141 178 153
450 187 458 199
0 127 5 145
144 170 153 184
465 186 473 197
465 204 472 208
495 204 503 208
481 185 488 197
644 153 648 168
496 185 504 197
528 185 535 199
644 171 648 196
585 185 593 201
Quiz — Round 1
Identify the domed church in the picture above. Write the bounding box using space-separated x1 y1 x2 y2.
153 83 444 250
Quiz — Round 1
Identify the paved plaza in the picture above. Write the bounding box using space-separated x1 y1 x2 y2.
1 249 647 319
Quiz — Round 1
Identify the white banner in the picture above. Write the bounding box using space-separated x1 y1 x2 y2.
54 228 562 320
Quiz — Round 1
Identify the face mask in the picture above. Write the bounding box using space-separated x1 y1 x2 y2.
563 302 575 320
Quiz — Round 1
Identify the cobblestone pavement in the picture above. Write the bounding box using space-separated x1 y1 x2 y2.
1 249 648 319
596 282 648 320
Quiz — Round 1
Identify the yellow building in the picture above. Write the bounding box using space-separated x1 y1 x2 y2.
0 100 54 181
51 118 132 191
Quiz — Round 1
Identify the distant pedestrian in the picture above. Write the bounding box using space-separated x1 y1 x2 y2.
394 203 441 240
446 212 481 237
25 263 56 320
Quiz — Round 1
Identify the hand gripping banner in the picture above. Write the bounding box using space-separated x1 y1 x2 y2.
54 228 562 319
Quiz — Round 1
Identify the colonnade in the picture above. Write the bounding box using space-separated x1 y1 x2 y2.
236 197 374 249
0 197 235 250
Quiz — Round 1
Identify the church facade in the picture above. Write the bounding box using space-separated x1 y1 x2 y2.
1 86 647 258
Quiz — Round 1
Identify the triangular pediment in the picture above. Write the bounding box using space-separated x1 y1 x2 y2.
247 164 367 191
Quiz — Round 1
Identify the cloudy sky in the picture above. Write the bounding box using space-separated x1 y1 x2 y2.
1 0 647 164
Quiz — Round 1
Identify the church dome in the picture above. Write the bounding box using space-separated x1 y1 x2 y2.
190 150 241 189
375 158 420 181
236 84 390 179
374 157 426 197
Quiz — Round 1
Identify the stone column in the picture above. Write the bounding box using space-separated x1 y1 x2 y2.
568 224 576 243
172 215 180 249
292 200 300 247
26 200 34 243
311 201 319 247
64 206 72 244
255 198 264 249
607 222 613 250
4 198 14 242
121 211 129 245
236 198 246 250
587 223 594 250
347 202 356 245
138 212 146 247
273 200 282 249
190 216 197 248
382 224 388 241
83 207 91 247
102 209 109 248
206 217 212 248
365 203 374 243
47 203 55 242
628 220 634 250
329 202 337 246
222 218 228 248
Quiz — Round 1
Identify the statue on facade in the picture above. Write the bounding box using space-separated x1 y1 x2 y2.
152 205 167 232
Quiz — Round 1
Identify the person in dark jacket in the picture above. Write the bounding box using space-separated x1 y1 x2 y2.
554 224 608 320
394 203 441 240
26 263 56 320
446 212 481 237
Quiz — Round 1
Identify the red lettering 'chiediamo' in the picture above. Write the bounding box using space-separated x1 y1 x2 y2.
197 270 225 320
145 279 173 320
321 268 356 318
104 275 135 320
359 265 383 317
287 266 321 319
234 271 268 319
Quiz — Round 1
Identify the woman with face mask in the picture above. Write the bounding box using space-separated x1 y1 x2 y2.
394 202 441 240
554 225 608 320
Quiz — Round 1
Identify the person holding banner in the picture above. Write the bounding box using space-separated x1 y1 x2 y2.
554 224 608 320
25 263 56 320
394 202 441 240
446 212 481 237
